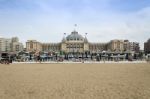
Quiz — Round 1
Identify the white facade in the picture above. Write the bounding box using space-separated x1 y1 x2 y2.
12 42 24 52
0 37 23 52
0 38 11 52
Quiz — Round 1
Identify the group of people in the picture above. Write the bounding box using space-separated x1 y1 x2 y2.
0 60 11 64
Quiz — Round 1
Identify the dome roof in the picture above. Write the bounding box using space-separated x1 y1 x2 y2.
66 31 84 41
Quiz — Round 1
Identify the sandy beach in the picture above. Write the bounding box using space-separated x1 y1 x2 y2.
0 63 150 99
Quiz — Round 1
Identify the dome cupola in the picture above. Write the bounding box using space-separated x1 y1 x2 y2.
66 31 84 41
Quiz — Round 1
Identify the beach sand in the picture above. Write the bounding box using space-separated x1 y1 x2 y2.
0 63 150 99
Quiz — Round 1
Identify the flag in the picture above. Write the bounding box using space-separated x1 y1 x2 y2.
74 24 77 27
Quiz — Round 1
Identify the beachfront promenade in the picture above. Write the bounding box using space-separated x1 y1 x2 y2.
13 60 148 64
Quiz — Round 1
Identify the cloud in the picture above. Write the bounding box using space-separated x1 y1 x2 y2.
86 6 150 49
0 0 150 49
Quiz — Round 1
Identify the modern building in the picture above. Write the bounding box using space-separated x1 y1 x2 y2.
0 38 11 52
123 40 130 52
11 37 24 52
123 40 140 53
129 42 140 53
144 39 150 54
0 37 23 52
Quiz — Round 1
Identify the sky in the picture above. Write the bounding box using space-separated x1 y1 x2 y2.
0 0 150 49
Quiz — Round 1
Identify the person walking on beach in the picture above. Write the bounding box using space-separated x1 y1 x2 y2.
35 51 41 63
29 54 32 61
37 55 41 63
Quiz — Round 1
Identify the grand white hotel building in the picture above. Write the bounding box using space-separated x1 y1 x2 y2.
26 30 140 54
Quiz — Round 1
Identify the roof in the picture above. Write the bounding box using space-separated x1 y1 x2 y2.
66 31 84 41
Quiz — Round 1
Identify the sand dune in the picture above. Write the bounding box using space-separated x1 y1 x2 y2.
0 63 150 99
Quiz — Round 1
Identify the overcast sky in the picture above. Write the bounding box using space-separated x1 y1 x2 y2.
0 0 150 49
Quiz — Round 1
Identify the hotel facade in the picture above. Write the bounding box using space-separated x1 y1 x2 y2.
26 31 140 54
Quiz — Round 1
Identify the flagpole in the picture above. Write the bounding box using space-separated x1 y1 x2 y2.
74 24 77 31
